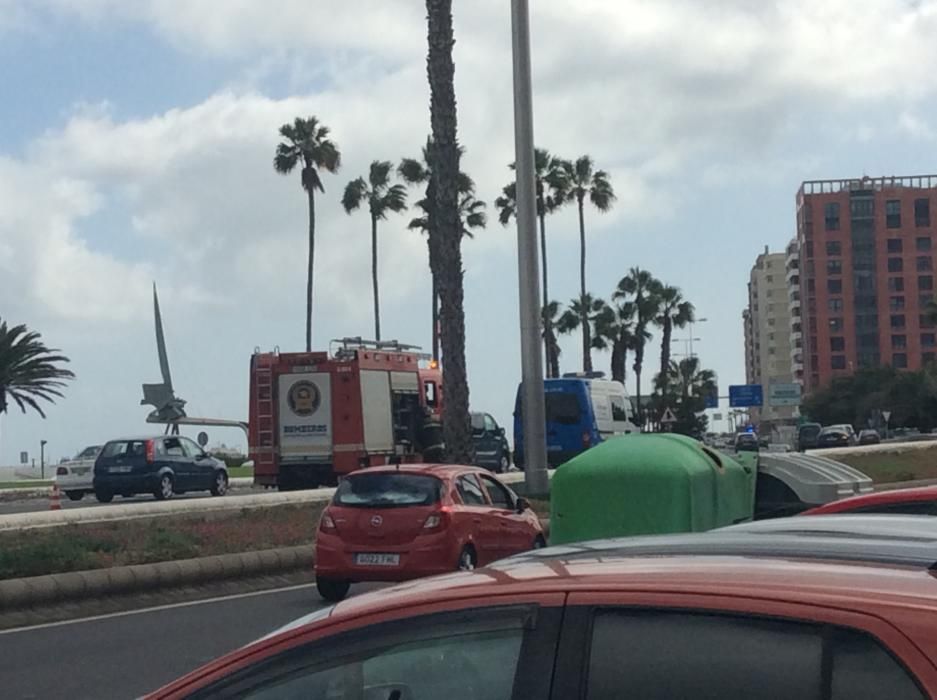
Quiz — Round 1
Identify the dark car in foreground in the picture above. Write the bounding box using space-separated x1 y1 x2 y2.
93 435 229 503
149 516 937 699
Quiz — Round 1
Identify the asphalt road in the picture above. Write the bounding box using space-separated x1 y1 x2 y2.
0 582 380 699
0 486 258 516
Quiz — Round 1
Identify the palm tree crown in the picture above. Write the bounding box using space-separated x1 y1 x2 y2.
654 284 695 389
0 318 75 417
557 293 609 373
614 268 662 425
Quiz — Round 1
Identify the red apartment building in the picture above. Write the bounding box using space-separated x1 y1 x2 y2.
797 175 937 393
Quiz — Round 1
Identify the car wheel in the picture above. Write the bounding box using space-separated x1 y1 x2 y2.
65 490 84 502
316 577 350 602
94 489 113 504
533 535 547 550
457 546 477 572
154 474 174 501
498 454 510 473
211 471 229 497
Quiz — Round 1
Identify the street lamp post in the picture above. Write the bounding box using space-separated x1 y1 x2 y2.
40 439 47 480
510 0 548 495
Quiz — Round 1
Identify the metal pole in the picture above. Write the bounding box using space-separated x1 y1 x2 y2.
40 439 47 480
511 0 548 495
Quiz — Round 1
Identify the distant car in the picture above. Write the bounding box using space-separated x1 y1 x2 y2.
734 432 759 452
93 435 229 503
817 426 856 449
149 517 937 699
797 422 822 451
858 429 881 445
314 464 544 601
54 445 101 501
802 485 937 516
471 411 511 472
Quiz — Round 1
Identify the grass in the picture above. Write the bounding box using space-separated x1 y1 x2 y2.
835 445 937 484
0 480 52 490
0 503 325 581
226 465 254 479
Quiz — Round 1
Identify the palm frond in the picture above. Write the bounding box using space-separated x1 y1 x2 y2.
398 157 430 184
368 160 394 188
341 177 368 213
377 183 408 218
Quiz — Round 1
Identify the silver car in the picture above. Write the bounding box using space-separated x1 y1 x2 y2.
55 445 102 500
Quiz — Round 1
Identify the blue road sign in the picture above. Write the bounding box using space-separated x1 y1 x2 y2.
729 384 763 407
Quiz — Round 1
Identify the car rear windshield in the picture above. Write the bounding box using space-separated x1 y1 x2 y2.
100 440 148 458
334 473 442 508
545 392 581 425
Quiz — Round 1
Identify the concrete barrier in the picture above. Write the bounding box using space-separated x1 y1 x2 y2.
0 545 314 611
0 476 255 500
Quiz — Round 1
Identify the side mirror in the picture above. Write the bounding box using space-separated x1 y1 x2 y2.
498 427 506 437
515 497 530 513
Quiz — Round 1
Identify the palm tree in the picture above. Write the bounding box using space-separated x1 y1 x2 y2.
341 161 408 341
496 149 568 376
654 284 695 393
594 301 645 386
561 156 615 356
667 356 717 404
426 0 472 462
541 301 563 380
399 142 485 359
614 268 661 425
0 318 74 418
274 116 341 351
556 293 609 373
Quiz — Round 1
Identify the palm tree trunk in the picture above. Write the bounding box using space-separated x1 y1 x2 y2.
538 211 554 376
426 0 472 463
578 196 591 373
371 214 381 341
659 317 672 392
305 187 316 352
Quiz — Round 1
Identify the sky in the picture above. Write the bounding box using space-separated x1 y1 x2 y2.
3 0 937 464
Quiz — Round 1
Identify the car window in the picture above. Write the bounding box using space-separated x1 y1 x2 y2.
205 622 525 700
610 395 629 422
584 610 924 700
424 380 438 408
478 474 513 510
101 440 147 458
335 473 442 508
163 438 185 457
545 392 581 425
180 437 203 458
484 414 498 432
456 475 487 506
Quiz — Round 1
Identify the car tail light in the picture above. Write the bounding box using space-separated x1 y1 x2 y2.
423 507 450 531
582 431 591 448
320 513 337 532
56 467 68 476
145 439 156 464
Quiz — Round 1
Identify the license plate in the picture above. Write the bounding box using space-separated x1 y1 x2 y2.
108 465 132 473
355 553 400 566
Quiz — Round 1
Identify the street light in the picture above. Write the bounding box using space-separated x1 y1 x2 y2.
40 439 47 480
510 0 548 495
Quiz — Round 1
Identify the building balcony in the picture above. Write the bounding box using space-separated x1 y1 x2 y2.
789 298 801 314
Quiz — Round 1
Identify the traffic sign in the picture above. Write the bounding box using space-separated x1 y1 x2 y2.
729 384 763 407
704 386 719 409
768 383 801 407
19 451 28 464
883 410 892 423
660 408 678 424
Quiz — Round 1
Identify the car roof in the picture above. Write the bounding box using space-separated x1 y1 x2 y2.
104 435 167 442
351 463 482 477
803 486 937 514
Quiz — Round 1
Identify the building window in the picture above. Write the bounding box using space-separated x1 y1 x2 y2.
917 237 932 252
888 277 905 292
888 257 903 272
831 355 847 370
919 275 934 291
826 241 842 256
915 198 931 228
889 296 906 311
924 352 936 365
830 337 845 351
887 238 903 253
807 278 815 293
886 199 902 228
767 318 775 326
922 333 936 348
826 260 842 275
917 256 933 272
921 294 933 309
766 275 774 283
766 290 773 298
829 318 843 332
827 279 842 294
891 335 907 349
805 241 814 257
891 314 906 329
828 298 844 312
921 314 937 329
855 275 874 292
893 353 908 369
809 318 818 332
824 202 840 231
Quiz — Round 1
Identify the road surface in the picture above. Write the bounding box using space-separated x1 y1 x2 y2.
0 486 259 516
0 582 380 699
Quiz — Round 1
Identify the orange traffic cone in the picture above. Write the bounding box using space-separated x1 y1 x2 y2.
49 483 62 511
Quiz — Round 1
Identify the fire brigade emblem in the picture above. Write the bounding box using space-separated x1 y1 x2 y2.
287 381 320 417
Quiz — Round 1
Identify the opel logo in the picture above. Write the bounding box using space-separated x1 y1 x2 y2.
370 515 383 527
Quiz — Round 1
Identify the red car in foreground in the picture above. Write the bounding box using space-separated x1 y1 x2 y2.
314 464 545 600
149 516 937 699
803 484 937 516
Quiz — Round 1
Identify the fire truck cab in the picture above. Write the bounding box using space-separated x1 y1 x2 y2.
249 338 443 490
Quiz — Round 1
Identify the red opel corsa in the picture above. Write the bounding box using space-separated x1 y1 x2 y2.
314 464 545 601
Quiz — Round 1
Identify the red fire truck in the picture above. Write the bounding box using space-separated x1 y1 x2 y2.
249 338 444 490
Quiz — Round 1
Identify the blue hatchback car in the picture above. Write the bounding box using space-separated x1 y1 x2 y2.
93 435 229 503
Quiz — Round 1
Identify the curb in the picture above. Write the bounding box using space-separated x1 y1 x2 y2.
0 477 255 500
0 545 313 611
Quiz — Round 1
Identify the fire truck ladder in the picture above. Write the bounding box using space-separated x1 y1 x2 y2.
252 353 276 471
330 337 430 360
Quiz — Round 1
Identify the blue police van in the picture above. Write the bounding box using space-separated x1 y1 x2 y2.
513 373 638 468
